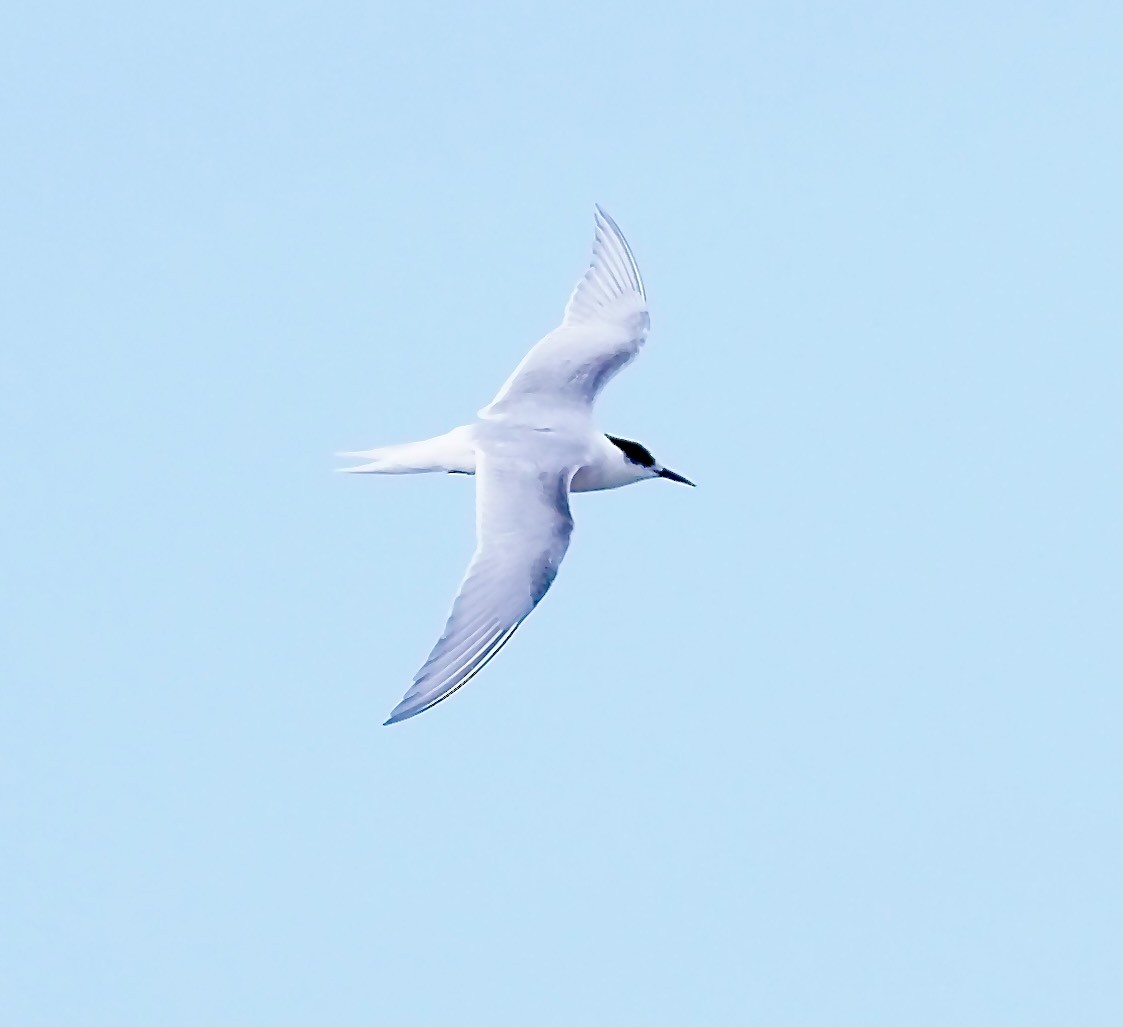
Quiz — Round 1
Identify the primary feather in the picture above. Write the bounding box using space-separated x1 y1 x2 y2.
480 205 649 419
384 447 576 725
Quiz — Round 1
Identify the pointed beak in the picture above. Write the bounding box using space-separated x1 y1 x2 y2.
657 467 695 487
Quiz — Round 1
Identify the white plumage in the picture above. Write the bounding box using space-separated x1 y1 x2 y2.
341 206 692 724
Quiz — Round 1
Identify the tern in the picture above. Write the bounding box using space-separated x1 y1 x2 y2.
341 206 693 725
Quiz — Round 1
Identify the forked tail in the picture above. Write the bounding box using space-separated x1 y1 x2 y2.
336 426 476 475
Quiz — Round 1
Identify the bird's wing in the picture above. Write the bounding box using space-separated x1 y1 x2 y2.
480 205 650 418
384 449 576 725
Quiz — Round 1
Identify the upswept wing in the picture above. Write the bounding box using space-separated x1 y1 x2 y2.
384 452 576 725
481 206 650 417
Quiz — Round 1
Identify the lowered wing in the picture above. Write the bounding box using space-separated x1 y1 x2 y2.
384 450 576 725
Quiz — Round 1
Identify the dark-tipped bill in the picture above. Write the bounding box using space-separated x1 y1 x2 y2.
658 467 695 486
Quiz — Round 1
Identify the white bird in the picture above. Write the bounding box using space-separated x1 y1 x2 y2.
341 206 693 725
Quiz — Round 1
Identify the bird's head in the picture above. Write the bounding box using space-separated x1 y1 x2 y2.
606 435 695 487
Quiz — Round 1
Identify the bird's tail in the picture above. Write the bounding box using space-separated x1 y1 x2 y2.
336 427 476 475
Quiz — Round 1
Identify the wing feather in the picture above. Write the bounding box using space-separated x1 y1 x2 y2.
481 206 650 417
563 205 646 324
384 452 575 725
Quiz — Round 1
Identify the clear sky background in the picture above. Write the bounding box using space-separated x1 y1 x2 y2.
1 1 1119 1025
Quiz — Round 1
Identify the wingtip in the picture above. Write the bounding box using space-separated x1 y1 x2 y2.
383 702 421 726
593 202 613 226
383 704 409 726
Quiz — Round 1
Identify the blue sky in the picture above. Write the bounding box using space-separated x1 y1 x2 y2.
1 1 1119 1024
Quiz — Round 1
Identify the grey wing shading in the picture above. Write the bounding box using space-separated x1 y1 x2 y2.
383 453 576 725
562 204 647 325
481 205 650 415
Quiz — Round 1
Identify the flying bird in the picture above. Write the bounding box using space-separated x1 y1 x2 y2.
341 206 693 724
